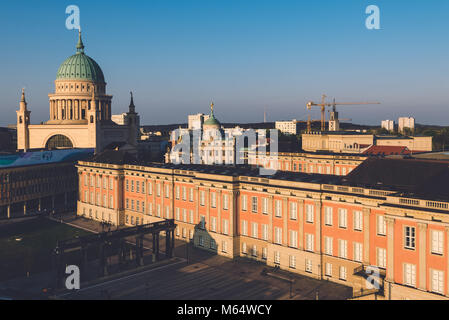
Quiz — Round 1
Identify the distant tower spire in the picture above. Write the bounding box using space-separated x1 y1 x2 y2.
129 91 136 114
17 88 31 151
126 91 139 147
20 88 28 111
21 88 26 103
76 29 85 54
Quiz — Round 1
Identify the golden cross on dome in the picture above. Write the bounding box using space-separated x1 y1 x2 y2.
210 102 214 114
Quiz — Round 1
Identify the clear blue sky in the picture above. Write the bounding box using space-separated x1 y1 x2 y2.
0 0 448 126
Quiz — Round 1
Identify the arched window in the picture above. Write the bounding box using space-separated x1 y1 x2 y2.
45 135 73 149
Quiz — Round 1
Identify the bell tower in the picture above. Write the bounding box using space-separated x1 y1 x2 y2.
126 92 139 147
88 89 100 153
16 89 31 151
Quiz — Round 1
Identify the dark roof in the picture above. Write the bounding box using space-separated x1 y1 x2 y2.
345 158 449 201
363 145 411 156
375 136 413 140
90 150 137 165
87 151 343 184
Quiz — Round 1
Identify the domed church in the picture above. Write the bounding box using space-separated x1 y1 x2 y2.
16 31 139 153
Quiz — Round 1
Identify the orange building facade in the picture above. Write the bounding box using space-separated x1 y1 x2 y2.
76 158 449 300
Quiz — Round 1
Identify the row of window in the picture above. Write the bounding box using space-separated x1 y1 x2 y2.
84 191 114 209
125 181 233 211
403 263 445 295
82 208 112 223
241 196 315 218
199 191 230 210
264 161 355 176
402 226 445 255
324 207 363 231
240 222 443 262
324 263 348 281
272 250 314 273
197 235 229 254
84 174 114 190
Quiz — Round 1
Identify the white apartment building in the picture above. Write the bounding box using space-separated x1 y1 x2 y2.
381 120 395 132
398 117 415 134
275 120 300 135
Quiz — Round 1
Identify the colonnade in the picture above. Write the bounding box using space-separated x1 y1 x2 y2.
49 99 112 121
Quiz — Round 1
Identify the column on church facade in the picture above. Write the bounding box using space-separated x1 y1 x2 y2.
74 99 79 120
49 100 54 120
58 100 62 121
62 100 67 120
68 99 73 120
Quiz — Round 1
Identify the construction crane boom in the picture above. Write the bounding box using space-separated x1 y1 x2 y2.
306 95 380 131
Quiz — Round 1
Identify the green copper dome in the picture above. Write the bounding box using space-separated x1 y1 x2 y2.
203 102 221 127
56 32 105 83
204 115 220 126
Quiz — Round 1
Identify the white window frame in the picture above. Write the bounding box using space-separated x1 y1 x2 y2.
222 219 229 235
274 251 280 265
431 230 444 255
289 230 298 248
404 263 416 287
325 263 333 277
338 209 348 229
289 255 296 269
431 269 444 295
354 242 363 263
377 215 386 236
275 200 282 218
211 217 217 232
251 222 258 239
354 210 363 231
262 198 269 214
274 227 282 245
262 224 268 241
377 247 387 269
306 234 314 252
325 236 333 256
404 226 416 250
242 220 248 236
305 259 313 273
306 204 314 223
338 239 348 259
290 202 297 220
324 207 333 226
339 266 347 281
200 191 205 206
211 192 216 208
241 195 248 211
223 194 229 210
252 197 258 213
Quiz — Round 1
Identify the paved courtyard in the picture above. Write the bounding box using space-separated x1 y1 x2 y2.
0 214 353 300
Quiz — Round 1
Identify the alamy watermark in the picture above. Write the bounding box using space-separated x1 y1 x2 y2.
66 5 81 31
365 266 381 290
170 128 279 176
65 265 80 290
365 5 381 30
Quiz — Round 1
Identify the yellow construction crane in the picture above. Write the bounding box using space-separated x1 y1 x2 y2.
306 94 380 132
